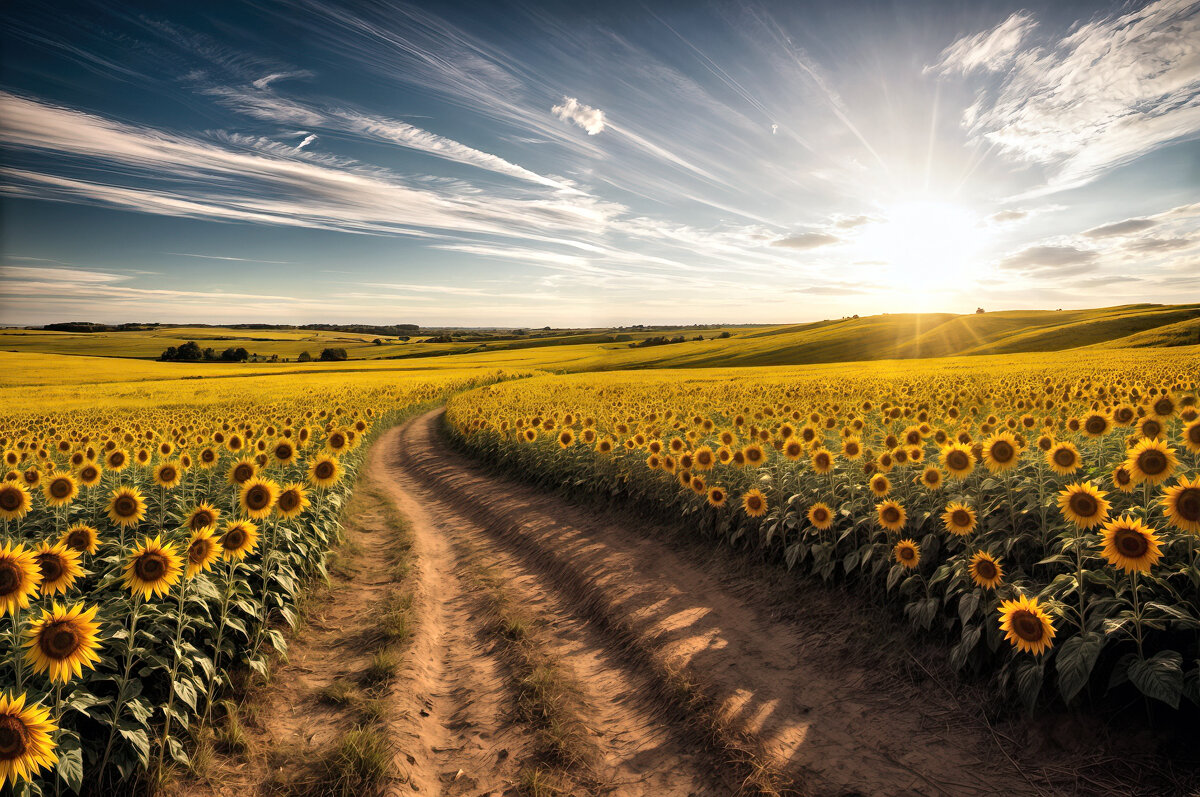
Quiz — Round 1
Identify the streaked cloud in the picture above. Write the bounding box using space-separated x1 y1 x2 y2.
926 11 1036 75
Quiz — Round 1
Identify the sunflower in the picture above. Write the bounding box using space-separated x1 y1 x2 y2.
227 457 258 486
0 691 57 787
106 486 146 528
1099 516 1162 574
742 488 768 518
842 437 862 459
706 486 727 508
104 448 129 471
968 551 1003 590
807 502 833 530
184 528 223 579
1111 465 1135 493
23 602 102 684
153 461 183 489
557 429 575 448
810 448 834 474
1081 413 1110 438
940 443 975 478
1150 393 1177 419
1137 416 1164 440
181 502 219 533
893 539 920 569
77 463 102 487
307 456 340 488
32 543 82 595
0 483 31 521
219 520 259 561
941 502 977 536
271 438 297 466
1057 481 1110 530
197 447 219 469
60 525 99 555
876 500 906 532
237 477 278 520
869 474 890 496
1184 419 1200 455
1125 438 1177 485
123 536 182 600
275 483 309 519
0 543 41 617
998 593 1056 655
1045 442 1080 475
742 443 766 467
918 467 943 490
981 432 1020 474
1161 475 1200 533
43 473 78 508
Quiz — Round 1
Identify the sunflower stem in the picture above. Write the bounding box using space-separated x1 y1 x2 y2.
97 594 142 782
155 575 189 774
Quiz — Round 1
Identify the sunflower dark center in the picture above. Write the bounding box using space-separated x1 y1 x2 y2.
1189 426 1200 444
233 465 253 482
0 716 28 759
991 441 1014 462
35 554 64 584
224 530 247 550
1114 528 1149 558
1154 399 1173 416
816 454 830 467
1137 450 1167 475
190 511 214 530
1143 420 1162 437
974 560 997 580
951 509 971 527
189 539 210 565
1070 494 1098 517
66 531 90 550
114 496 137 517
883 506 901 523
947 451 969 470
279 492 300 512
160 467 176 482
748 496 762 510
1085 417 1107 434
134 552 167 582
41 622 78 658
813 508 827 521
0 489 20 511
899 546 915 560
111 453 125 465
1012 610 1044 642
0 562 20 595
1053 449 1076 467
276 445 293 459
314 462 334 479
50 479 71 499
1176 488 1200 521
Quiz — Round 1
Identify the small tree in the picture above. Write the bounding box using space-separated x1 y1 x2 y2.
976 307 985 314
297 351 313 362
319 348 348 361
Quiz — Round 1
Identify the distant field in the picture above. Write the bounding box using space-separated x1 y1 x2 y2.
3 303 1195 369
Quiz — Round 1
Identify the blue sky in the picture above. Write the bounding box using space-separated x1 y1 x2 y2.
1 0 1197 326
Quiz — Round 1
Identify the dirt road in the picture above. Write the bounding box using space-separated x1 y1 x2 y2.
365 409 1034 796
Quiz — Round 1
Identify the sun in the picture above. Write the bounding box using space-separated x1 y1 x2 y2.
857 199 986 288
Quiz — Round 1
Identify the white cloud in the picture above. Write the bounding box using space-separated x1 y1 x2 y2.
926 12 1037 75
771 232 840 250
251 70 314 89
552 96 606 135
952 0 1200 193
295 133 317 151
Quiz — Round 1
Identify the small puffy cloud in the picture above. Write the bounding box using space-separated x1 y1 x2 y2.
926 12 1036 75
833 214 875 229
999 244 1097 273
552 97 606 135
771 232 840 250
986 209 1028 224
295 133 318 151
1083 218 1159 238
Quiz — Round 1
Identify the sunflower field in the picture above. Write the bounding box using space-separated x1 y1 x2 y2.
447 349 1200 715
0 370 517 794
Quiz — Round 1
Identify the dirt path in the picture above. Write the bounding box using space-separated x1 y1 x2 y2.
373 409 1036 797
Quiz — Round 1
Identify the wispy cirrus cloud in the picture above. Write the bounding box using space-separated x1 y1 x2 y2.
947 0 1200 195
926 12 1036 75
